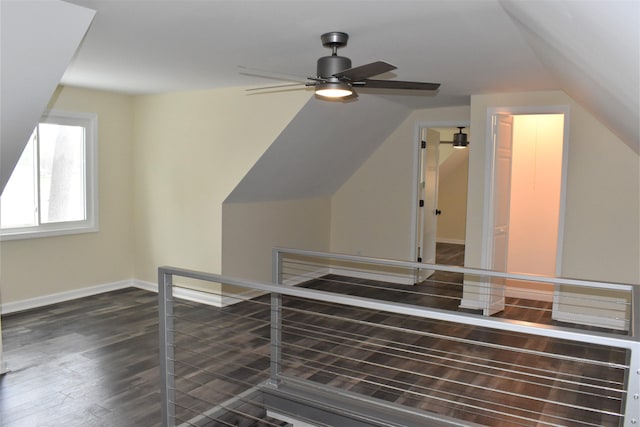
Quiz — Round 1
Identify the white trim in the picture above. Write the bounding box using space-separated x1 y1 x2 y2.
410 120 470 264
133 279 226 307
505 286 553 302
281 267 330 287
552 310 628 331
482 106 569 271
0 110 99 241
131 279 157 293
436 238 466 245
176 286 223 307
266 411 318 427
1 279 133 314
221 267 331 306
458 298 484 311
482 107 570 316
329 268 414 286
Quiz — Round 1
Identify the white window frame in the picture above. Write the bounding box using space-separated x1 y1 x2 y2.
0 110 99 240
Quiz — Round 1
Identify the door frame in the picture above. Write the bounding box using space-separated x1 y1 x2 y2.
410 120 470 268
481 106 570 295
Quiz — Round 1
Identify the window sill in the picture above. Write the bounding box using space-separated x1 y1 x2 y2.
0 223 99 241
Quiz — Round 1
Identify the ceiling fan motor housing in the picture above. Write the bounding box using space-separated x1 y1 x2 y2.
317 55 352 80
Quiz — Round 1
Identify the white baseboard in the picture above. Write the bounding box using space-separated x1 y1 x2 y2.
436 238 466 245
1 279 230 314
133 279 226 307
505 286 553 302
552 310 628 331
281 267 330 287
220 268 331 306
132 279 157 293
266 411 317 427
1 280 134 315
458 298 484 311
329 268 414 286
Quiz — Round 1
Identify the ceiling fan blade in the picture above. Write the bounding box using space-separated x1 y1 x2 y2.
356 79 440 90
238 65 309 84
246 82 306 92
333 61 397 81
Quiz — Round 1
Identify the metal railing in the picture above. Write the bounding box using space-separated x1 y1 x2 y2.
159 250 639 426
273 247 637 334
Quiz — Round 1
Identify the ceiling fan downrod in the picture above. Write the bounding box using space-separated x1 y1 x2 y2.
318 32 352 79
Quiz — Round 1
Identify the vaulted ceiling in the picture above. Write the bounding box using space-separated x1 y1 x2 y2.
57 0 638 154
2 1 638 195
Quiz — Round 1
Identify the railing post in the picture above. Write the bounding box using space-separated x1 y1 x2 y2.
633 284 640 339
269 248 283 386
158 268 175 427
623 341 640 426
626 286 640 425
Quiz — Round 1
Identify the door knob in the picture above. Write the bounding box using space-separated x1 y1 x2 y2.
435 209 442 215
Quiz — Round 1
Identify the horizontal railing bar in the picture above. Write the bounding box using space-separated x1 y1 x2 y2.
282 272 466 300
283 267 632 315
173 394 276 427
159 266 639 350
280 303 628 370
280 336 624 405
275 247 635 292
279 349 624 423
279 320 625 395
277 369 608 427
280 314 625 388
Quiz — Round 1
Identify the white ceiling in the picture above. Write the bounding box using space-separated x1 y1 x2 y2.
61 0 555 96
53 0 639 153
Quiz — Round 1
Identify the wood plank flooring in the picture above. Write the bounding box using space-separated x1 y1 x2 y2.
1 288 162 427
0 244 629 426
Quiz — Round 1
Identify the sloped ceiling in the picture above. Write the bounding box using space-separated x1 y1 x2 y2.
0 0 95 193
2 1 637 200
225 93 412 203
500 0 639 153
55 0 638 154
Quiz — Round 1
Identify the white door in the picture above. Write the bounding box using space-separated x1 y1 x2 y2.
485 114 513 314
416 128 440 282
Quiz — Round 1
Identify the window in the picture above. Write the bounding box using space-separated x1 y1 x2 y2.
1 110 98 240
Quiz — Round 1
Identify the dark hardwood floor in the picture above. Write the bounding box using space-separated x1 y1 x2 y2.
1 288 162 427
0 244 628 426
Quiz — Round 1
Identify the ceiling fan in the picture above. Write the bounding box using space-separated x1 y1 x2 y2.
244 32 441 100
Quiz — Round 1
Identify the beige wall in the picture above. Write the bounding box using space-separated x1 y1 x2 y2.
436 149 469 244
0 86 135 303
330 106 471 261
132 87 311 286
466 91 639 285
4 87 637 312
222 197 331 284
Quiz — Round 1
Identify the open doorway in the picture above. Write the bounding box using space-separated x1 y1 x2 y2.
483 110 568 311
414 123 470 282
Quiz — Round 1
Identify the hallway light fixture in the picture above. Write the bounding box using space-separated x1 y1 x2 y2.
315 81 353 98
452 126 469 149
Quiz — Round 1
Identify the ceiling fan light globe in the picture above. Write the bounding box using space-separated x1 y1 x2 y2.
315 82 353 98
